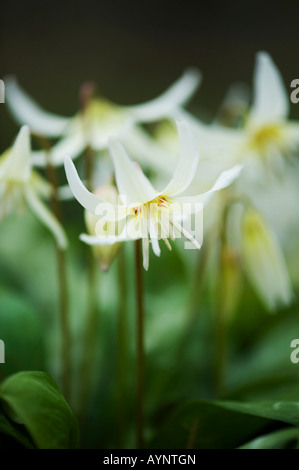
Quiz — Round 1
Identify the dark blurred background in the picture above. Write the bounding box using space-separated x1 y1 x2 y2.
1 0 299 149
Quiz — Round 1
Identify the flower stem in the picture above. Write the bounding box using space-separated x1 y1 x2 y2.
186 245 209 321
38 136 72 401
116 247 128 447
214 205 231 397
134 239 144 449
214 300 227 397
77 145 99 417
56 245 72 402
78 248 99 417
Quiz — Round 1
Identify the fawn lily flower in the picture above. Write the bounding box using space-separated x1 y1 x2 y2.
65 120 242 270
177 52 299 178
241 51 298 165
5 69 201 167
241 206 293 310
0 126 67 248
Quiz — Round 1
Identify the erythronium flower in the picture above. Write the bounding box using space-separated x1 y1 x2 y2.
5 69 201 168
178 51 299 175
0 126 67 249
64 120 242 270
240 206 293 310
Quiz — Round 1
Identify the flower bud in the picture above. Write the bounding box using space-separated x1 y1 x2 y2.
85 184 121 271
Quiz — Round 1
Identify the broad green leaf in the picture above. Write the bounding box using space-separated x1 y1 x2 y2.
150 399 299 449
219 400 299 426
0 411 33 448
239 427 299 449
0 371 79 449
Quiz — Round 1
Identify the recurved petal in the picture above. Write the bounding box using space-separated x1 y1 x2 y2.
250 52 289 125
176 164 243 207
0 126 31 182
25 186 67 249
121 125 176 174
31 132 86 167
108 139 157 205
64 156 103 213
5 76 70 137
161 120 199 196
127 68 201 122
80 232 134 245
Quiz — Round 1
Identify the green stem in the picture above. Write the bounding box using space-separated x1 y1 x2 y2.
116 247 128 447
47 164 71 402
38 136 72 401
214 205 231 398
134 240 144 449
78 248 98 417
186 244 208 321
56 246 72 401
77 145 99 418
214 299 227 397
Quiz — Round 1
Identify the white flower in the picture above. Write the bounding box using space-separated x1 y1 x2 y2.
178 52 299 173
241 51 299 166
241 207 293 310
0 126 67 249
64 120 242 270
5 70 201 168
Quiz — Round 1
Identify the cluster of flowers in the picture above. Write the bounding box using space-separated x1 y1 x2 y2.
1 52 297 310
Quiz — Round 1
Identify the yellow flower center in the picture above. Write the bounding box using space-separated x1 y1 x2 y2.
130 196 171 216
250 124 283 154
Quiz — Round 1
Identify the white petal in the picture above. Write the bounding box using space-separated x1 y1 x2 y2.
171 220 201 250
108 139 157 205
5 76 70 137
80 232 134 245
177 108 245 162
177 164 243 207
31 132 86 167
25 187 67 249
121 125 176 174
162 120 198 196
250 52 289 125
142 236 150 271
64 156 103 213
149 217 161 256
127 68 201 122
0 126 31 181
241 208 293 310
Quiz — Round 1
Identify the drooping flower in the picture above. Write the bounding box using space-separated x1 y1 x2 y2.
5 70 201 168
64 120 242 270
240 206 293 310
0 126 67 248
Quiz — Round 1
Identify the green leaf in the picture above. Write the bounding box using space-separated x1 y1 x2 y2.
239 427 299 449
150 399 299 449
219 400 299 426
0 411 33 448
0 371 79 449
